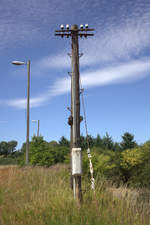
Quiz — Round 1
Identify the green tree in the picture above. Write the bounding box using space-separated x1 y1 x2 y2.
0 141 9 156
59 136 70 147
120 132 137 151
94 134 103 147
7 141 18 154
80 135 86 150
49 141 58 146
80 135 94 150
102 132 114 150
0 141 17 156
19 136 70 166
113 142 121 151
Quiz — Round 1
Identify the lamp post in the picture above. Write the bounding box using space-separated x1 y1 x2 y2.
12 60 30 165
32 120 40 137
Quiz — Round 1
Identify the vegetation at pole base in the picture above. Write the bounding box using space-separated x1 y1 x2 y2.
82 140 150 188
1 131 150 188
0 165 150 225
1 132 150 224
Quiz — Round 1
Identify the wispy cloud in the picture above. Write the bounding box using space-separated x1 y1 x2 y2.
51 58 150 95
0 121 8 123
6 58 150 109
36 4 150 70
0 0 71 51
2 0 150 109
6 95 50 109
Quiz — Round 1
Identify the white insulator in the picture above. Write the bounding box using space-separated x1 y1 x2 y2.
85 24 88 29
80 24 84 29
60 24 64 29
66 24 69 29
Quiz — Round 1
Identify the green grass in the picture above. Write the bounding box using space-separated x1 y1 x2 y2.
0 164 149 225
0 156 18 165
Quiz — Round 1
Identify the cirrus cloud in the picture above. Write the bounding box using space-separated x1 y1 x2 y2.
6 57 150 109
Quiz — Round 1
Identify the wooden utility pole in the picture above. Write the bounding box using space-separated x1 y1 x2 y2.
71 25 82 201
55 24 94 202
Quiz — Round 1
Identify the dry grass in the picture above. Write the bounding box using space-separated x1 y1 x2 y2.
0 164 149 225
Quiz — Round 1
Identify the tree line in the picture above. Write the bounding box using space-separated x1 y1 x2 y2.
1 132 150 188
59 132 137 151
0 141 18 156
0 132 137 159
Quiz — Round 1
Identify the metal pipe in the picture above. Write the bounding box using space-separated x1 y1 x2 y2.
26 60 30 165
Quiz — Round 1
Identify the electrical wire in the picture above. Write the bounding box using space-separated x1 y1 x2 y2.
79 75 95 191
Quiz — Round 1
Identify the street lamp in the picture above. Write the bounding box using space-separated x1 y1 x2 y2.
12 60 30 165
32 120 40 137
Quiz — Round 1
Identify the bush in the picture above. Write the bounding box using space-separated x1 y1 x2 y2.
83 142 150 188
19 136 69 167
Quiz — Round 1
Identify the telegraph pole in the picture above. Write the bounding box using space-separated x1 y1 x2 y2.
55 24 94 202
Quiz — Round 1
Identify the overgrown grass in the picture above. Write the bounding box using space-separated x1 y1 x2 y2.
0 156 18 165
0 164 149 225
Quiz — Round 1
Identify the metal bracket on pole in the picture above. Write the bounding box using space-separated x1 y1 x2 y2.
68 72 72 77
68 53 72 58
67 106 71 112
79 53 83 58
80 88 84 94
68 53 83 58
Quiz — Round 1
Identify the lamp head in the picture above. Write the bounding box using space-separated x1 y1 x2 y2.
12 61 25 65
32 120 37 122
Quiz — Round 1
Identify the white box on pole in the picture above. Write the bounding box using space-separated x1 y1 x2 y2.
72 148 82 175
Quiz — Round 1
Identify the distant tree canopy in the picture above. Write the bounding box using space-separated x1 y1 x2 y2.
0 131 137 159
80 134 94 150
95 134 103 147
3 132 150 188
0 140 17 156
59 136 70 147
56 132 136 152
120 132 137 151
20 136 69 167
101 132 114 150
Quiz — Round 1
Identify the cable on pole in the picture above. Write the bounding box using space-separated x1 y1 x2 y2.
79 76 95 191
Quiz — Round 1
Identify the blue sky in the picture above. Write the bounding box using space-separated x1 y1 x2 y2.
0 0 150 149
